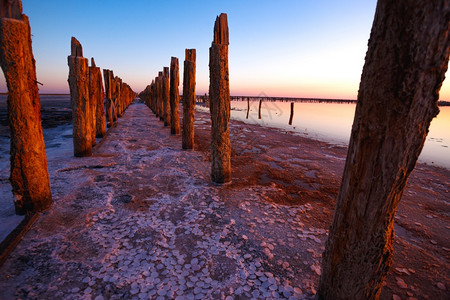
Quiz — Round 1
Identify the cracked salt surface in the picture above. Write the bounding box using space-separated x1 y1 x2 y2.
0 103 326 299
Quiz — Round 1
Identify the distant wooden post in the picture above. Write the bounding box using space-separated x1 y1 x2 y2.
258 99 262 119
103 69 113 127
182 49 196 149
0 0 52 214
209 13 231 183
95 62 106 138
112 76 119 121
158 71 164 121
150 80 155 113
318 1 450 299
88 58 98 144
170 57 181 135
163 67 171 126
288 102 294 125
246 97 250 119
68 37 92 157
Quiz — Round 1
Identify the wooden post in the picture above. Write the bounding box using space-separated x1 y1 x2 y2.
158 71 163 121
163 67 171 126
0 0 52 214
182 49 196 149
289 102 294 125
318 1 450 298
95 62 106 138
246 97 250 119
258 99 262 119
88 58 99 144
209 13 231 183
103 69 113 128
112 76 119 122
170 57 181 135
68 37 92 157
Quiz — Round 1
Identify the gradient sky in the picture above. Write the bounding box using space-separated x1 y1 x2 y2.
1 0 449 100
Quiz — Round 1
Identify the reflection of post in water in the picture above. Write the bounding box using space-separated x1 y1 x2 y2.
246 97 250 119
289 102 294 125
258 99 262 119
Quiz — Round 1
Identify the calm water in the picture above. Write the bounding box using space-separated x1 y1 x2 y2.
201 100 450 169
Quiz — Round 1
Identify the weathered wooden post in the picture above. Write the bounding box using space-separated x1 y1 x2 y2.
150 80 155 113
68 37 92 157
209 13 231 183
288 102 294 125
318 1 449 299
158 71 164 121
95 62 106 138
103 69 114 127
88 58 98 145
170 57 181 135
258 99 262 119
182 49 196 149
0 0 52 214
163 67 171 126
112 76 119 121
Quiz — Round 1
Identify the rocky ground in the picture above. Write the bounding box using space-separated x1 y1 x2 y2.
0 99 448 299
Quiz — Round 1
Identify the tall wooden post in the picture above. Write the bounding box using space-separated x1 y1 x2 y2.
163 67 171 126
0 0 52 214
318 1 449 299
68 37 92 157
182 49 196 149
209 13 231 183
170 57 181 135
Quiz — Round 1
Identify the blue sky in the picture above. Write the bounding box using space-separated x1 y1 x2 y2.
1 0 449 100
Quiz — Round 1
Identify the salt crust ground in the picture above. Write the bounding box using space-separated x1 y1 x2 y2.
0 102 448 299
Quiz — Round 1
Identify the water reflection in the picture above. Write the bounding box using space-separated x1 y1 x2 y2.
204 100 449 169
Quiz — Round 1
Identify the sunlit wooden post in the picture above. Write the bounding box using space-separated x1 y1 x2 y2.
163 66 171 126
0 0 52 214
318 1 450 298
68 37 92 157
209 13 231 183
182 49 196 149
170 57 181 135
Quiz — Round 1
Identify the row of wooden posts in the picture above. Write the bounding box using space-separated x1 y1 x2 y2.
139 14 232 184
67 37 137 157
1 2 449 299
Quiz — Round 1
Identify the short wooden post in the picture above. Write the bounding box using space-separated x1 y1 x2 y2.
258 99 262 119
289 102 294 125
